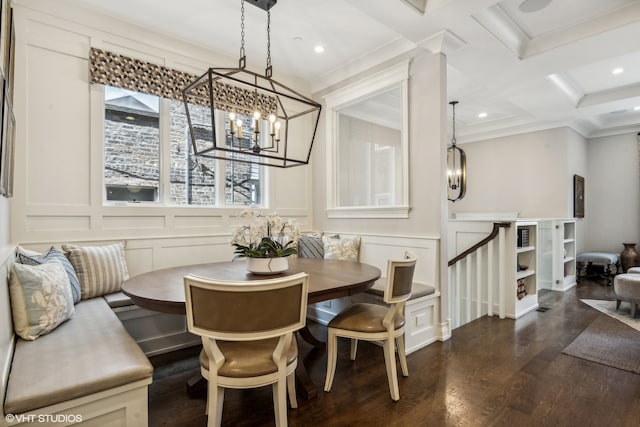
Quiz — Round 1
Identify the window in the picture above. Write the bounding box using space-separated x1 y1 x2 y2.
104 86 160 202
103 86 262 206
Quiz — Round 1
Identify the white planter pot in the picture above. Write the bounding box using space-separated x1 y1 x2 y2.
246 257 289 275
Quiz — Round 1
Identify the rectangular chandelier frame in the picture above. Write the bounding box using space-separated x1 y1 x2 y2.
183 66 322 168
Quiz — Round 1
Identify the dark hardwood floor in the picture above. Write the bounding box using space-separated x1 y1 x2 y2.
148 280 640 426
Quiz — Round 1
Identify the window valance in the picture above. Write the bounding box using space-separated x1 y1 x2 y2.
89 48 277 115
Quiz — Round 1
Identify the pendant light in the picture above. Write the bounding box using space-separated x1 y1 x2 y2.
447 101 466 202
182 0 321 168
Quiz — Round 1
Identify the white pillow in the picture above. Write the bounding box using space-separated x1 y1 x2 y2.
322 235 361 261
9 260 75 340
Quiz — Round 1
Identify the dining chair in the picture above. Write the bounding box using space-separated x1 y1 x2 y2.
324 252 417 401
184 272 309 427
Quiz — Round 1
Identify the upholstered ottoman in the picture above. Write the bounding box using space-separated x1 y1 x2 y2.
576 252 620 285
627 267 640 274
613 273 640 317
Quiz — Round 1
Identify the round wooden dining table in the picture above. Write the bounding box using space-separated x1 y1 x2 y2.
121 257 382 399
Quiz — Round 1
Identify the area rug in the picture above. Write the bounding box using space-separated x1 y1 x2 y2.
563 314 640 374
580 299 640 332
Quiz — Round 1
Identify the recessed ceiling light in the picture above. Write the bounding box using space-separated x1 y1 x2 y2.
293 36 303 42
519 0 552 13
634 106 640 111
478 112 488 118
612 67 624 75
314 45 325 54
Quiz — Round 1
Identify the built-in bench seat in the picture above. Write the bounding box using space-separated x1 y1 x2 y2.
3 297 153 426
359 280 439 353
102 292 200 356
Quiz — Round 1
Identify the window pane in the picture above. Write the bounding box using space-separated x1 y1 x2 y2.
104 86 160 202
169 100 216 205
223 111 262 206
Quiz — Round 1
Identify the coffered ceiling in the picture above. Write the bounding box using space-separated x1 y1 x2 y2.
62 0 640 142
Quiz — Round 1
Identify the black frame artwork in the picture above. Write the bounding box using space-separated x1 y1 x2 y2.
574 174 585 218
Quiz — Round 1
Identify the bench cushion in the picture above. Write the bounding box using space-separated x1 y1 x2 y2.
103 291 134 308
366 279 436 300
4 297 153 414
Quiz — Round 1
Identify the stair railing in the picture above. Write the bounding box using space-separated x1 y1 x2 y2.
448 222 511 328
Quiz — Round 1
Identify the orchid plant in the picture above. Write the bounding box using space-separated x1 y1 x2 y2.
230 209 300 259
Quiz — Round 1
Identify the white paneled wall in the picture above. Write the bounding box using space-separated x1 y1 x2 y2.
306 232 446 352
11 2 312 246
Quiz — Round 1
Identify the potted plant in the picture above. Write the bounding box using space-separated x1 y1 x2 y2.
231 209 300 274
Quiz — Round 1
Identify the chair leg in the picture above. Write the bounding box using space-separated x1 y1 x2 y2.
383 338 400 401
324 329 338 392
632 302 638 318
396 334 409 377
208 383 224 427
287 372 297 409
272 378 288 427
617 299 621 310
350 338 358 360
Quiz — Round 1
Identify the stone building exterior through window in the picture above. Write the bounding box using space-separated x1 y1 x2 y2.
103 86 261 206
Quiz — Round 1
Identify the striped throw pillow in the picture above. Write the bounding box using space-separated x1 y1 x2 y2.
62 242 129 299
298 236 325 259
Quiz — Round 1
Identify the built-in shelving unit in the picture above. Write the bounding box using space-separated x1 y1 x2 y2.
561 220 577 290
537 219 577 292
512 221 538 317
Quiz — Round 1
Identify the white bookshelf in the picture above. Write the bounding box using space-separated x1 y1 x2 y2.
510 221 539 318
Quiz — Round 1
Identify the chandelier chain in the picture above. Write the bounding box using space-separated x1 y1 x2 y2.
239 0 246 64
265 9 272 78
450 101 458 146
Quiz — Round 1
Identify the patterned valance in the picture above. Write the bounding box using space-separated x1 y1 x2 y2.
89 48 277 115
90 48 198 103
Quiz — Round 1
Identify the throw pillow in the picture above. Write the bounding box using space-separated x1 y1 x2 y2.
298 235 325 259
322 235 361 261
62 242 129 299
16 245 42 257
9 260 75 340
18 247 82 303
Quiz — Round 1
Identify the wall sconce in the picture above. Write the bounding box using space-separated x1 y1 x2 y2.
182 0 321 168
447 101 466 202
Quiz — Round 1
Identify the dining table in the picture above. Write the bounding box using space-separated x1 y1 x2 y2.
121 257 382 399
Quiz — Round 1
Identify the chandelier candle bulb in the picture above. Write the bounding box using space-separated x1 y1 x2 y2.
253 111 261 135
274 121 281 140
269 114 276 135
229 112 236 134
236 119 243 139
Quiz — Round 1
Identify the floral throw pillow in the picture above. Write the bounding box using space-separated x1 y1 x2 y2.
18 246 82 304
9 260 75 340
322 235 361 261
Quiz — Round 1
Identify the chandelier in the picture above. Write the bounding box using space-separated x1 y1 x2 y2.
447 101 466 202
182 0 321 168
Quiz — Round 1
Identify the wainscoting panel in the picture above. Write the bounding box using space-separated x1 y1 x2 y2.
102 215 166 230
0 246 16 417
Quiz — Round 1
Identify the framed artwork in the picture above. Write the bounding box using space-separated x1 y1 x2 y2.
0 75 4 194
0 0 8 76
573 174 584 218
4 8 13 101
